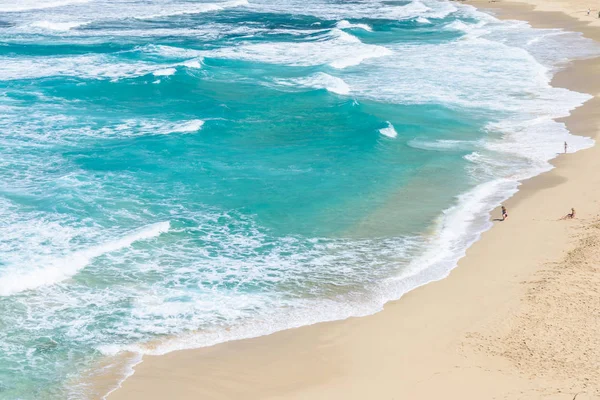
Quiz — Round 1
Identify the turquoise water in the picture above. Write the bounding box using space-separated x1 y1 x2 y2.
0 1 599 398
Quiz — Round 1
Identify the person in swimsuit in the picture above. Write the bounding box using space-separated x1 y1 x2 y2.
560 208 576 220
501 206 508 221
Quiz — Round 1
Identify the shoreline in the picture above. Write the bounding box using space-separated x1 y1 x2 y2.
103 2 600 399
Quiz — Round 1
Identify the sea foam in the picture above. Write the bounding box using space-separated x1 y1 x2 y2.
336 20 373 32
250 0 456 21
168 120 205 133
133 0 248 19
407 139 477 152
379 122 398 138
0 0 90 12
153 68 177 77
202 28 392 69
275 73 351 95
30 21 86 31
0 222 170 296
0 53 202 81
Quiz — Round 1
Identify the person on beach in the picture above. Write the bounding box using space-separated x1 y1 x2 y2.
501 206 508 221
560 208 576 220
587 8 591 15
564 141 568 153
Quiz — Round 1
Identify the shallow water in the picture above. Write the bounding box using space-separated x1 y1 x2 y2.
0 0 599 398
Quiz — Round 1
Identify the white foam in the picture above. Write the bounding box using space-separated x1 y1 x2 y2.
92 180 524 361
97 297 376 356
336 20 373 32
379 122 397 138
100 119 206 136
30 21 86 31
203 29 391 69
2 0 249 37
526 31 566 47
0 55 158 81
0 0 90 12
416 17 431 24
134 0 248 19
140 44 205 59
0 53 205 81
92 231 422 357
275 73 351 95
247 0 456 21
168 120 205 133
385 179 517 293
153 68 176 77
342 24 597 112
181 59 202 69
0 222 170 296
333 28 361 44
407 139 477 152
482 115 594 174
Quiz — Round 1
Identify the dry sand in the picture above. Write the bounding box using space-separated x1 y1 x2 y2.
104 2 600 399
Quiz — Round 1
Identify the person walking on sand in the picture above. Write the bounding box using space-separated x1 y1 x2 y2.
560 207 576 220
501 206 508 221
564 141 568 153
587 8 591 15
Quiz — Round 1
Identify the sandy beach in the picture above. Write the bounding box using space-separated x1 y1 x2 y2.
104 2 600 399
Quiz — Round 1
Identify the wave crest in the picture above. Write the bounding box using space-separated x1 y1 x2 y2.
274 73 351 95
336 20 373 32
30 21 86 31
379 122 397 138
202 28 391 69
0 222 170 296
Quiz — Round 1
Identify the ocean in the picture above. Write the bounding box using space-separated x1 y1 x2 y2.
0 0 599 398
